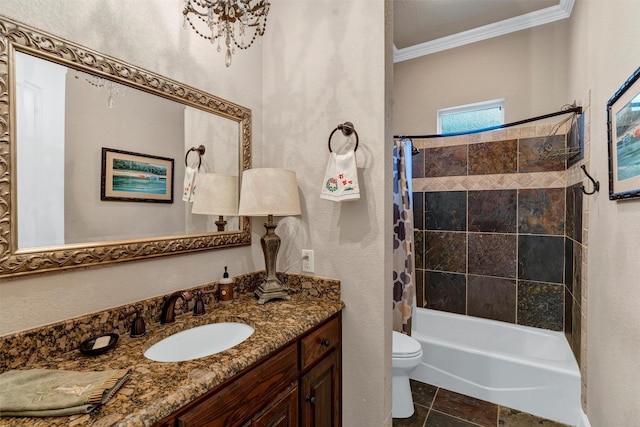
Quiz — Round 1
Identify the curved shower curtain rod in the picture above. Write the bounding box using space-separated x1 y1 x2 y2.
394 104 582 140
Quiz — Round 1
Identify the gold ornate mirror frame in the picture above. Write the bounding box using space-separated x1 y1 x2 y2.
0 16 251 278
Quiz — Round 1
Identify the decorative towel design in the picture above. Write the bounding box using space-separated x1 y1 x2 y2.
320 150 360 201
182 166 198 202
0 369 130 417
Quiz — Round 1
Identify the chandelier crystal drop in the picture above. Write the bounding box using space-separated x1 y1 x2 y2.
183 0 270 67
84 75 126 108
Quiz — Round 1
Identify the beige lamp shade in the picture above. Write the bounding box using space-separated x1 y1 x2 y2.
191 173 238 216
238 168 301 216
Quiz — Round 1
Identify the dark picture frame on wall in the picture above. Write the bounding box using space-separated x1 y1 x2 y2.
101 148 174 203
607 66 640 200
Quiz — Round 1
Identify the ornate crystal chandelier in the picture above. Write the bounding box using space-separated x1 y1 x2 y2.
183 0 270 67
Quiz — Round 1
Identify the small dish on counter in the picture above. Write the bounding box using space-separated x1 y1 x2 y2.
79 333 119 356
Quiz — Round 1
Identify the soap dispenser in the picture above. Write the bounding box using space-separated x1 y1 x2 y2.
219 266 234 305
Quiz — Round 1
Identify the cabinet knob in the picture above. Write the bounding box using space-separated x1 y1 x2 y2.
305 395 316 404
320 338 331 347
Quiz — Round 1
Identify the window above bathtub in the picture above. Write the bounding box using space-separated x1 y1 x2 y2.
438 99 505 135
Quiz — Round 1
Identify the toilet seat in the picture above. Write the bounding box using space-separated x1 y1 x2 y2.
392 331 422 358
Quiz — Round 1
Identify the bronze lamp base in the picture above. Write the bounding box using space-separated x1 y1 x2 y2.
255 215 291 304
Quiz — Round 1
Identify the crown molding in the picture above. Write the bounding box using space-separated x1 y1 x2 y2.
393 0 575 63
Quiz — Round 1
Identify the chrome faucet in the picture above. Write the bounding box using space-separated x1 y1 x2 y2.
160 291 193 324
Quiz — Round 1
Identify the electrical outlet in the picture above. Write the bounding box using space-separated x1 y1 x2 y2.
302 249 314 273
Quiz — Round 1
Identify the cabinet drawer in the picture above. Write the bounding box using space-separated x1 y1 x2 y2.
300 317 340 371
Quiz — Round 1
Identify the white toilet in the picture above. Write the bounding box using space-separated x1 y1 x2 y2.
392 331 423 418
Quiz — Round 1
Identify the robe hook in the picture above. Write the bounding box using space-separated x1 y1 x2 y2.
580 165 599 195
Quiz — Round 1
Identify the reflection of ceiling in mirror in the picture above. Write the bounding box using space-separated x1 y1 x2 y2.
15 52 241 250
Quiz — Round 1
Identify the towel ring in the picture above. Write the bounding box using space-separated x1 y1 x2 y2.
328 121 359 153
185 145 205 169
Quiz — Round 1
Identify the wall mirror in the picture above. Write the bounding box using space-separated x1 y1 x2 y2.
0 16 251 277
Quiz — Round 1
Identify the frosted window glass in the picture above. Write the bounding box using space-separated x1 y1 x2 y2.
441 106 503 134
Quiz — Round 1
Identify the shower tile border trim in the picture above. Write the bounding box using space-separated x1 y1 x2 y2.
412 122 590 191
413 171 567 192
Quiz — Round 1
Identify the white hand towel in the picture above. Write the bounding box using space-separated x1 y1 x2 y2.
182 166 198 202
320 150 360 202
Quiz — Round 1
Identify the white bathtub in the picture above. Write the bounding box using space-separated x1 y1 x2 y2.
410 308 587 426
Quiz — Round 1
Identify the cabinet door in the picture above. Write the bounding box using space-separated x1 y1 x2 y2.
176 344 298 427
251 382 298 427
300 350 340 427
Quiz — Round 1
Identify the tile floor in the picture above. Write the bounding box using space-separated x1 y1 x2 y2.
392 380 572 427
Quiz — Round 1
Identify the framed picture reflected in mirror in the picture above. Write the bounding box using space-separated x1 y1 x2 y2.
101 148 174 203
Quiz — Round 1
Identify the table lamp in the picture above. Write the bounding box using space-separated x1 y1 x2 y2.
191 173 238 231
238 168 301 304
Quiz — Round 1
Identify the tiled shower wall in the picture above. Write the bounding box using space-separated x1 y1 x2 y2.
411 124 584 365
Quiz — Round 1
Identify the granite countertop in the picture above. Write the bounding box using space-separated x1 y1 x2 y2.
0 284 343 427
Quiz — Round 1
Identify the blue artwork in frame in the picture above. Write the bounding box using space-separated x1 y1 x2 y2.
607 66 640 200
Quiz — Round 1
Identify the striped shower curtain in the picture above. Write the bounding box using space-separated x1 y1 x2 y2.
392 139 415 334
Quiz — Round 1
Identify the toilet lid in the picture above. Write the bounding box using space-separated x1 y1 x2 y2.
392 331 422 358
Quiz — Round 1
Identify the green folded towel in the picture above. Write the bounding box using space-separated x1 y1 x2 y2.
0 368 130 417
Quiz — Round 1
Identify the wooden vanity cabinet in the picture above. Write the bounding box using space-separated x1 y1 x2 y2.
299 316 341 427
153 313 341 427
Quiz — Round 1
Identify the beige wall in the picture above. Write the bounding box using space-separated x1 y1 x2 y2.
393 19 570 136
261 2 392 425
566 1 640 425
0 0 262 334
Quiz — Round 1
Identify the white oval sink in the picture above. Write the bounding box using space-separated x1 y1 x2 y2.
144 322 254 362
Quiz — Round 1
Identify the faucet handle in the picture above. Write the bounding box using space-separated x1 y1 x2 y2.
193 290 205 316
193 289 216 316
120 307 146 338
